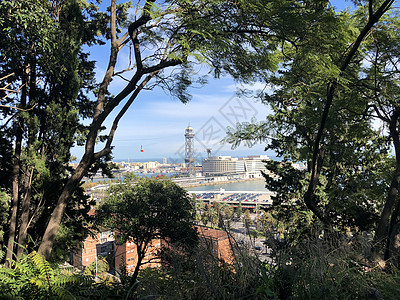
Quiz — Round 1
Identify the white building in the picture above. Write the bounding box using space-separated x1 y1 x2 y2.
202 155 269 177
241 155 269 177
143 161 159 169
202 156 245 176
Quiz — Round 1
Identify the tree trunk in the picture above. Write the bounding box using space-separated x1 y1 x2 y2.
37 157 91 258
373 169 400 251
387 221 400 267
16 53 37 258
5 63 29 265
5 126 22 265
130 249 145 286
373 110 400 261
16 168 33 258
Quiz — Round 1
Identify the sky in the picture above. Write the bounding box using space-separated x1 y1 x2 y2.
71 0 355 163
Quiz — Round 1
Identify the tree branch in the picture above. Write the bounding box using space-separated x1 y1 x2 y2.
128 0 156 36
131 32 143 71
117 31 129 48
114 67 136 77
94 71 158 160
0 73 15 81
143 58 183 74
0 103 37 112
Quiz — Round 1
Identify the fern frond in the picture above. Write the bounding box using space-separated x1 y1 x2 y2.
29 251 54 284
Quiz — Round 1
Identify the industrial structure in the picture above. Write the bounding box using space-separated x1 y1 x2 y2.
184 125 196 176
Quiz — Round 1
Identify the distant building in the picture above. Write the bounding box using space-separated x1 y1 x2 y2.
202 155 269 177
115 238 162 274
143 161 159 169
71 232 163 274
202 156 245 176
71 230 114 270
71 234 98 270
240 155 269 178
196 226 234 264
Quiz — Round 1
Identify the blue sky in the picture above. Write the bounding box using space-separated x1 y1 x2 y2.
71 0 355 162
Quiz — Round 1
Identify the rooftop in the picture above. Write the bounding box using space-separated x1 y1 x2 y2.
196 226 229 241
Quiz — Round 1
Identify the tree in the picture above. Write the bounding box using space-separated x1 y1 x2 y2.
212 201 225 228
224 1 399 258
0 0 226 259
243 209 253 234
301 0 395 225
222 204 234 229
255 213 262 231
95 175 198 284
195 212 202 225
194 194 205 225
83 256 110 278
207 205 218 229
260 211 278 252
236 201 243 220
349 13 400 263
201 213 209 227
0 0 99 263
218 0 395 228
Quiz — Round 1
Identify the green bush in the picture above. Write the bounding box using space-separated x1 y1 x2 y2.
136 244 272 299
272 232 400 299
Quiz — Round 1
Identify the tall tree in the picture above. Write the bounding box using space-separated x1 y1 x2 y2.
0 0 99 262
224 0 399 259
303 0 395 224
353 13 400 263
236 201 243 220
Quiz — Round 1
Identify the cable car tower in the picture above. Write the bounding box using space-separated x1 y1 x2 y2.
184 125 195 177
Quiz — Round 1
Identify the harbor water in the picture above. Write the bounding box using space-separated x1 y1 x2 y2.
188 178 267 192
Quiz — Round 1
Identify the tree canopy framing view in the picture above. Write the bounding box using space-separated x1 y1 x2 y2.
1 0 400 298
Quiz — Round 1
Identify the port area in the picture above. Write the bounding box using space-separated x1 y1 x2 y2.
188 190 273 210
171 175 264 188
